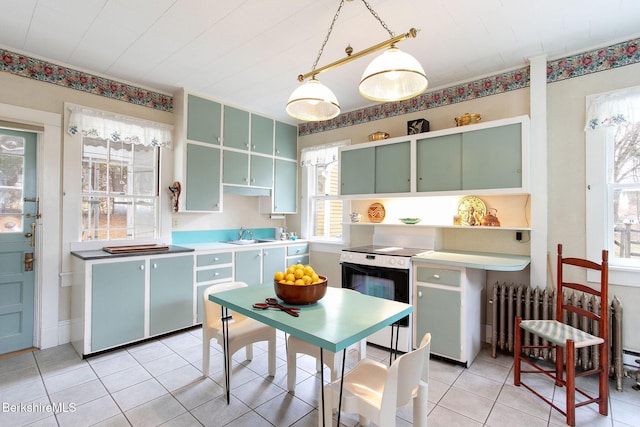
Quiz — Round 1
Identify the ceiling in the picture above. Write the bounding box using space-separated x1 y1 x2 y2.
1 0 640 123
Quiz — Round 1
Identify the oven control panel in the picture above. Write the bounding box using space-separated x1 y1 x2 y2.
340 251 411 269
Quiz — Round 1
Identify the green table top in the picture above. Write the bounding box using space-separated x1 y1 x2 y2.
208 286 413 353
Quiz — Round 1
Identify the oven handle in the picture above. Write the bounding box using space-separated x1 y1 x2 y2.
341 261 391 275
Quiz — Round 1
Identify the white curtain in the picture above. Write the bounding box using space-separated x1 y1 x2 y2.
67 105 173 149
300 140 349 167
585 85 640 130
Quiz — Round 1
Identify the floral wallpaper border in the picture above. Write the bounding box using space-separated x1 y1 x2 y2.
0 49 172 112
0 37 638 125
299 37 640 136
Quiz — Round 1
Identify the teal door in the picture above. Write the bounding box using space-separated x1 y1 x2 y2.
0 129 37 354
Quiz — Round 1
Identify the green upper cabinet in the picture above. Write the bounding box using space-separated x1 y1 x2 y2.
223 150 249 185
462 123 522 190
251 114 274 155
187 94 221 145
341 146 375 195
273 159 297 213
274 121 298 160
223 105 250 150
375 141 410 193
223 151 273 187
417 134 463 192
186 143 221 211
250 155 274 187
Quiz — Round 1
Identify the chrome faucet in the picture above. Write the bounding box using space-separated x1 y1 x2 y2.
238 227 253 240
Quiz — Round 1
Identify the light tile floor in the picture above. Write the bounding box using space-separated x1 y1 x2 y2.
1 328 638 426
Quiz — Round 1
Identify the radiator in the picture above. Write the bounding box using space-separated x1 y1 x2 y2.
490 282 624 391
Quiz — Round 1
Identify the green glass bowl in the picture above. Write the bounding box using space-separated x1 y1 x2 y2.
399 218 421 224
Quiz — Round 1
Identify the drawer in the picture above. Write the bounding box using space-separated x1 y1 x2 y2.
287 244 309 256
197 252 232 267
196 266 233 283
416 267 461 287
287 255 309 267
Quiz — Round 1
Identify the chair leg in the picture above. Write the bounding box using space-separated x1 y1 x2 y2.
555 345 564 387
413 383 428 427
287 348 297 392
268 336 276 377
245 343 253 361
202 333 211 377
514 317 521 386
566 340 576 427
598 341 609 416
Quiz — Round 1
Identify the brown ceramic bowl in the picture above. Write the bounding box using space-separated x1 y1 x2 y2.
274 276 328 305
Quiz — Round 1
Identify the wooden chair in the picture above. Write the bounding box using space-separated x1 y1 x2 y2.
320 333 431 427
202 282 276 393
514 244 609 426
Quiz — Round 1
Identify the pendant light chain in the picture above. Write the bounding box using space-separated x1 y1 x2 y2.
311 0 346 73
361 0 394 38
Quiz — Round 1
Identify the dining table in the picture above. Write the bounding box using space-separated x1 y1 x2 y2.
208 285 413 426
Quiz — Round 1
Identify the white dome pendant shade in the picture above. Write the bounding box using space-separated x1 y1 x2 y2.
286 78 341 121
359 46 428 102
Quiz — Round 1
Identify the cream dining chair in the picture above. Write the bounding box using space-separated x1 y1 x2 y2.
202 282 276 393
320 332 431 427
286 288 366 392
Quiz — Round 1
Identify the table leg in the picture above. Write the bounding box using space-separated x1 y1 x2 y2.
221 306 231 404
336 349 347 426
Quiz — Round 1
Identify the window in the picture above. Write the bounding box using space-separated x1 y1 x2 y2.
68 106 172 241
301 141 349 241
81 137 159 241
586 86 640 285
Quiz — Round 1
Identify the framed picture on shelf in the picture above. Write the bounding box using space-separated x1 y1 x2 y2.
407 118 429 135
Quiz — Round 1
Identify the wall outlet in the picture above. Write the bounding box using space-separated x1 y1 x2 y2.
516 231 522 241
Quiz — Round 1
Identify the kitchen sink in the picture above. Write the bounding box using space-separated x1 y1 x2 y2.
227 239 276 245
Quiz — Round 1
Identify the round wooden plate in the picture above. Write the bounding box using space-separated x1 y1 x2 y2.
367 202 386 223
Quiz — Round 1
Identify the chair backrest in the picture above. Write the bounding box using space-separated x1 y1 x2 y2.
383 333 431 408
556 243 609 340
203 282 248 327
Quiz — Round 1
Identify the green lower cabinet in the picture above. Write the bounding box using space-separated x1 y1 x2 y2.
262 247 285 282
149 255 194 336
91 260 145 352
416 284 462 361
235 250 262 285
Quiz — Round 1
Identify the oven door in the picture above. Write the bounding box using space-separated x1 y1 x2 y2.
341 261 410 326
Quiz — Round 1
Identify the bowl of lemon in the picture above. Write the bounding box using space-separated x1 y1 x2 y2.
273 264 327 305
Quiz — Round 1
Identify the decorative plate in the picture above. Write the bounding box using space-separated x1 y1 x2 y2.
457 196 486 226
399 218 421 224
367 202 386 223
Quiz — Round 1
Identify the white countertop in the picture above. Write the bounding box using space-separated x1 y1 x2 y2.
411 250 530 271
181 239 307 252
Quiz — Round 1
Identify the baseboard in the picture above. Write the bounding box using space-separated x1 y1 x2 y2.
57 319 72 346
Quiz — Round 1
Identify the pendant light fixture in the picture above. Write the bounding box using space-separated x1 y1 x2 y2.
286 0 428 121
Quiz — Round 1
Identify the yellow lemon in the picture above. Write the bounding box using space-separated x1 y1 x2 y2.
311 273 320 283
303 266 315 276
286 280 295 285
294 268 304 279
285 273 295 282
302 275 312 284
287 266 296 274
294 279 305 286
295 263 304 270
274 271 284 281
279 279 287 284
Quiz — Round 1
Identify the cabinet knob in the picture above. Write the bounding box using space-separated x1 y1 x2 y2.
214 272 219 276
245 143 249 148
251 178 255 183
433 274 440 279
276 149 280 154
139 264 145 271
153 263 158 269
214 257 219 261
251 144 256 150
264 251 269 256
418 291 423 298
